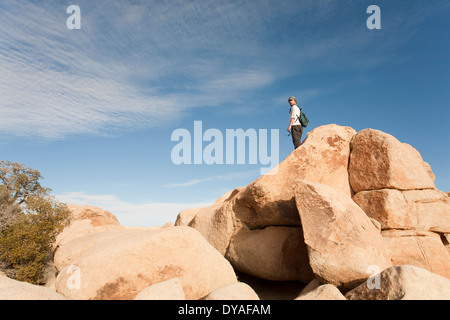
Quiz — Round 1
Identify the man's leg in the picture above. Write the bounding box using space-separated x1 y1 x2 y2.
291 125 303 149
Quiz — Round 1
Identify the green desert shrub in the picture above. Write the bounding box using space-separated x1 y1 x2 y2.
0 161 70 284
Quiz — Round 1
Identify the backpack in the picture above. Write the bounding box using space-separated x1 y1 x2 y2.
298 107 309 127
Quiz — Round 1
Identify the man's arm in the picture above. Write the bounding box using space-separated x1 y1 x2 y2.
287 117 295 132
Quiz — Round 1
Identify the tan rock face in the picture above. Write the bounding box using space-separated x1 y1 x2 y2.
353 189 411 229
234 124 356 229
54 220 123 250
67 204 120 226
293 180 392 288
189 198 236 256
54 204 123 250
443 234 450 255
204 282 260 300
133 278 186 300
295 284 346 300
353 189 450 233
225 225 314 282
345 265 450 300
55 226 237 300
175 207 201 226
0 274 66 300
348 129 449 280
349 129 435 193
382 230 450 279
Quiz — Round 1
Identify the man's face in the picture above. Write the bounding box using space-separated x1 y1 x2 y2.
289 99 296 106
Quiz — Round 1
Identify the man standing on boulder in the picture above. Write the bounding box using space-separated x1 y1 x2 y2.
287 96 302 149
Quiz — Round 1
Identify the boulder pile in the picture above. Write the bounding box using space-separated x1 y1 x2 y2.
53 206 238 300
1 124 449 300
176 124 450 298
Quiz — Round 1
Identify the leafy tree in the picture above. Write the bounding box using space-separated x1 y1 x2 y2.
0 161 70 284
0 161 49 205
0 188 23 231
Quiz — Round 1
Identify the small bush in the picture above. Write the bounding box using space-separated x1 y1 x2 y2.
0 161 70 284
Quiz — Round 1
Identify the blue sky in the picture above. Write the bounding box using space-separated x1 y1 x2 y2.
0 1 449 227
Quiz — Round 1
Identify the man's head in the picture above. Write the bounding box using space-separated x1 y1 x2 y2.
288 97 297 106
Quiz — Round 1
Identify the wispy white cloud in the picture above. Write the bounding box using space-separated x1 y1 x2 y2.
0 2 179 139
0 1 344 140
56 191 212 227
0 0 286 139
164 169 259 188
0 0 417 139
